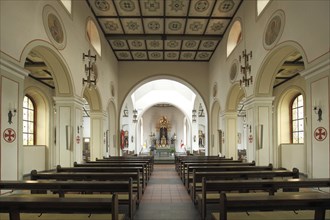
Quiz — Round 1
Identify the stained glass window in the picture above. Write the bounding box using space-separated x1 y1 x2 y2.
291 94 304 143
23 96 35 145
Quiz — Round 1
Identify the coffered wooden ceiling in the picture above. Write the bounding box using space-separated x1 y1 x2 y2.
87 0 243 61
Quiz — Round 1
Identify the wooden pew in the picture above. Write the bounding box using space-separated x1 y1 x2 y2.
100 156 154 172
180 160 250 180
0 194 121 220
183 163 273 190
191 168 299 203
183 162 259 187
200 177 330 220
177 157 236 175
175 155 232 172
0 181 128 220
57 165 145 194
30 171 139 219
76 161 150 182
93 158 153 177
214 192 330 220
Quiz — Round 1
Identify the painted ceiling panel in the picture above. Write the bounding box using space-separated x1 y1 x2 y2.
165 19 186 34
148 51 164 60
199 40 218 50
132 51 148 60
180 51 196 60
115 51 132 60
146 40 163 50
164 51 180 60
140 0 164 16
121 18 144 34
185 19 208 35
205 19 229 35
99 18 123 34
87 0 243 61
212 0 241 17
165 0 190 16
181 40 200 50
144 18 164 34
164 40 182 50
189 0 216 17
88 0 117 16
114 0 140 16
109 40 129 49
127 40 146 50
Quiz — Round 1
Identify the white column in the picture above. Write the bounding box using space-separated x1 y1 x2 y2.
245 96 275 166
300 58 330 178
89 111 107 160
220 111 237 159
1 58 29 180
53 97 84 167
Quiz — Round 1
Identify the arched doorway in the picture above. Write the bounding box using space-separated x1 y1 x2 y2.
21 41 74 168
255 42 307 168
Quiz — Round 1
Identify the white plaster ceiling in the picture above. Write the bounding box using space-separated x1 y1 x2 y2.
131 79 196 117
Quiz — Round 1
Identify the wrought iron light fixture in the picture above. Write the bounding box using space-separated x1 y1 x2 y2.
133 109 138 123
82 49 97 89
239 49 253 87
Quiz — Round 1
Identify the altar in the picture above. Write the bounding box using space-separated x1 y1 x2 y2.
156 146 174 157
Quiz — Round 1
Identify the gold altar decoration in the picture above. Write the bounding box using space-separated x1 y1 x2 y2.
156 116 171 131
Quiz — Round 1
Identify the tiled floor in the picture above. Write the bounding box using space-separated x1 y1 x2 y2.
134 164 200 220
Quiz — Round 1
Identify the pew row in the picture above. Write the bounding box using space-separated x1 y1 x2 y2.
74 162 150 182
57 165 146 194
0 195 121 220
213 192 330 220
200 177 330 220
0 190 122 220
29 171 139 219
191 168 299 203
183 163 273 190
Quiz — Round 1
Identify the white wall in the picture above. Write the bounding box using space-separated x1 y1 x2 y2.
280 144 306 174
23 146 46 174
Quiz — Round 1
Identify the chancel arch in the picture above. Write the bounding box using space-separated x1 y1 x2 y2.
120 77 208 157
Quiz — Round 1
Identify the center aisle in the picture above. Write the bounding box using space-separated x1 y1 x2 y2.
134 164 200 220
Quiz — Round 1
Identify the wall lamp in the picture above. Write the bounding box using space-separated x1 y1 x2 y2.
8 105 16 124
313 106 322 122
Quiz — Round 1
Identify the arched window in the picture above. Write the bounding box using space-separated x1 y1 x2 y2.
291 94 304 143
257 0 270 16
86 18 101 56
227 20 242 57
23 96 36 145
